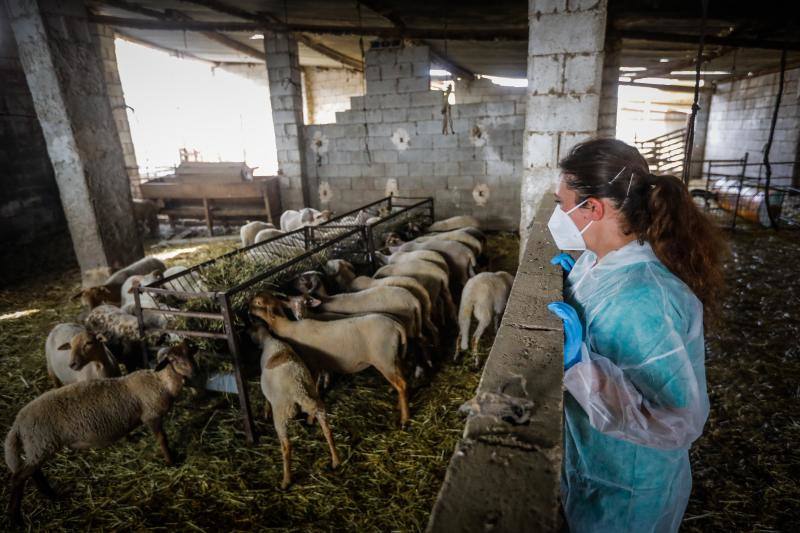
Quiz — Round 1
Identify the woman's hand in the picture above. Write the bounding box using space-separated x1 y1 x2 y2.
550 253 575 273
547 302 583 370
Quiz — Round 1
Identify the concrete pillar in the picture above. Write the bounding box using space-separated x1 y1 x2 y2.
520 0 608 243
91 24 141 198
264 31 310 210
689 90 712 181
598 35 621 139
7 0 142 286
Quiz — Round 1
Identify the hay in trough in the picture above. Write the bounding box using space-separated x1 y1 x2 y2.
0 234 516 531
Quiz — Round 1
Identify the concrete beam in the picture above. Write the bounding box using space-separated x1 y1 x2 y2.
7 0 142 285
520 0 608 244
427 194 564 532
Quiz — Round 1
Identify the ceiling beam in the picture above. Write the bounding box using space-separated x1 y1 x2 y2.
620 30 800 52
181 0 363 70
86 14 528 41
618 81 713 93
358 0 476 80
114 29 213 63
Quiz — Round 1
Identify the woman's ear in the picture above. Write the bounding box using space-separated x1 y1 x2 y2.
586 197 606 221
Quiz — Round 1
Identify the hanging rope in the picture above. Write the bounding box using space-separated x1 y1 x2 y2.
762 48 787 229
440 14 454 135
356 1 372 164
682 0 709 185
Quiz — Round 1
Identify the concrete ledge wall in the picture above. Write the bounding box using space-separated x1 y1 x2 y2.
427 194 563 532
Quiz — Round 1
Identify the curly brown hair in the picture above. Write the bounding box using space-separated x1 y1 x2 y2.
559 138 728 323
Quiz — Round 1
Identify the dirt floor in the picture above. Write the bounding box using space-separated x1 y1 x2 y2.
0 233 519 531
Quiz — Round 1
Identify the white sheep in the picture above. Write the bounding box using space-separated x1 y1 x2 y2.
413 228 483 256
377 250 450 278
83 304 151 371
249 292 410 425
4 342 196 523
104 256 166 288
386 234 476 289
428 215 480 232
456 271 515 365
45 324 119 387
280 208 332 232
120 274 171 330
325 260 438 345
248 324 340 489
254 228 285 244
374 259 457 325
240 221 275 247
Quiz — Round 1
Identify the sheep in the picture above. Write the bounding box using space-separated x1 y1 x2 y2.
249 292 410 425
428 215 480 232
374 259 457 325
254 228 285 244
413 228 483 256
4 342 196 523
120 273 171 329
456 271 515 365
324 259 438 345
377 250 450 278
45 324 120 387
83 304 152 370
104 256 166 288
240 221 274 247
292 271 330 297
70 284 119 311
280 208 332 232
385 234 477 289
248 324 340 489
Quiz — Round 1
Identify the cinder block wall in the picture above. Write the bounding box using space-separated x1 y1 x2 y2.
303 66 364 124
304 44 525 230
0 4 74 280
704 68 800 184
454 77 526 104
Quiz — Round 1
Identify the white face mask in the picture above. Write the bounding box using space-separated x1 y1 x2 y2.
547 199 593 250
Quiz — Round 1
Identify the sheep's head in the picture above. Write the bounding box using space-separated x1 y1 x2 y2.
156 340 196 380
58 331 108 371
71 286 115 309
314 209 333 223
283 294 322 320
293 271 325 295
385 232 405 248
249 292 285 322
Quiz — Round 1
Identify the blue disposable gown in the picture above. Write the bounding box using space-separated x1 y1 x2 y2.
562 240 709 533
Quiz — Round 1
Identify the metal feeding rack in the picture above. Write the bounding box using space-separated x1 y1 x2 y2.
132 197 434 443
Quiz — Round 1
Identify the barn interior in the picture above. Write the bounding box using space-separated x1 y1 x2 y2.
1 0 798 531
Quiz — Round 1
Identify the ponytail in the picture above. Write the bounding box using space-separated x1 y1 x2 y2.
559 139 728 324
645 174 727 322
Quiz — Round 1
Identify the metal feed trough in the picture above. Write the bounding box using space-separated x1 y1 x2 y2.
322 196 435 270
131 224 368 444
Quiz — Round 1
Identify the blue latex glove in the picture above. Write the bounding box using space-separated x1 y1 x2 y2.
550 253 575 273
547 302 583 371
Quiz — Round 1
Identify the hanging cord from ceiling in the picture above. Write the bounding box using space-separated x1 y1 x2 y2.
441 14 454 135
681 0 709 185
761 47 787 229
356 1 372 164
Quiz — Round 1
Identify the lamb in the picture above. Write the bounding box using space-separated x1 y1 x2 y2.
385 234 477 288
104 256 166 288
324 259 438 344
428 215 480 232
83 304 151 370
456 271 515 364
120 273 171 329
240 221 274 247
70 284 119 311
254 228 285 244
374 259 457 325
280 208 332 232
292 271 330 297
413 228 483 256
378 250 450 278
45 324 120 387
248 324 340 489
4 342 196 523
249 292 409 425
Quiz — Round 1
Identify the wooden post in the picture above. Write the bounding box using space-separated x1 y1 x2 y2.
262 187 273 224
202 198 213 236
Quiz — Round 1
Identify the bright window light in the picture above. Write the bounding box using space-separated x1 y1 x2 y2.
619 76 632 82
671 70 730 75
430 69 451 77
250 33 264 40
620 66 647 72
0 309 40 321
482 75 528 87
151 246 203 261
659 58 670 63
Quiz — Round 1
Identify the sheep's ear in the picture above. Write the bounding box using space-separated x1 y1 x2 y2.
154 357 170 371
57 342 72 351
127 279 141 293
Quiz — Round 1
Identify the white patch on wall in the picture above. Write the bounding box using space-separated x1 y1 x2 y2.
470 123 489 147
385 178 399 197
310 130 329 155
318 181 333 204
473 183 490 206
391 128 410 151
